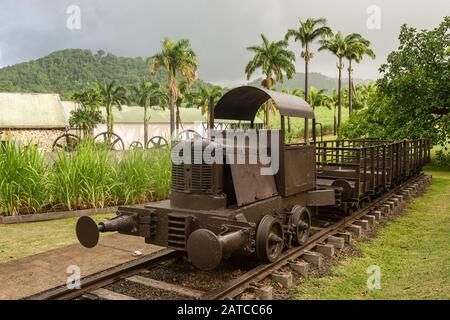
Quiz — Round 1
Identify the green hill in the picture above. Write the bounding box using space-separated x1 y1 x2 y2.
0 49 208 99
248 72 372 92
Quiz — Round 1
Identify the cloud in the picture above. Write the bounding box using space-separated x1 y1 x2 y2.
0 0 448 85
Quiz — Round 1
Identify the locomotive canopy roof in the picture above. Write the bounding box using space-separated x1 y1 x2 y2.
214 85 315 121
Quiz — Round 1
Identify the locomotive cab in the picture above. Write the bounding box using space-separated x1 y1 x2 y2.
76 86 337 270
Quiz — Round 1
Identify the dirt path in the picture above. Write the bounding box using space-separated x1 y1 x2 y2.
0 233 163 299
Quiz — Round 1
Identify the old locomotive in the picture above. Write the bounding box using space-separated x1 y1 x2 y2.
76 86 430 270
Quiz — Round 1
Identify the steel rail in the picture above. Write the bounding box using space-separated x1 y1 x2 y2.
202 174 424 300
26 175 425 301
26 248 178 300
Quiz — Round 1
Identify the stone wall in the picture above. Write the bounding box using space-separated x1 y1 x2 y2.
0 129 65 152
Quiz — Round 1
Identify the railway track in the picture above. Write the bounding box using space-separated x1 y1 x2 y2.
27 174 431 301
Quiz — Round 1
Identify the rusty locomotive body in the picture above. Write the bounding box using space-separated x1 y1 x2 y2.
76 86 431 270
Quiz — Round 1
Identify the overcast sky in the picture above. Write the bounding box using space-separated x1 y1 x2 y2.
0 0 448 86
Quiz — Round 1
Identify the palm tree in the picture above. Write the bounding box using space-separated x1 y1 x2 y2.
285 18 332 103
131 80 167 146
148 38 199 137
281 87 304 132
175 80 197 130
308 86 328 110
245 34 296 127
345 35 375 114
324 89 339 135
351 82 377 111
319 32 360 134
71 87 104 137
285 18 331 139
69 107 103 138
195 85 224 119
97 81 128 134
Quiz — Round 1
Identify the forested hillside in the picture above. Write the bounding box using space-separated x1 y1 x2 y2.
0 49 207 99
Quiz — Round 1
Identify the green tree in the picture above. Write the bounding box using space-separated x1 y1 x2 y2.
346 82 377 111
345 35 375 114
245 34 296 127
342 17 450 146
281 87 304 132
175 80 197 129
307 86 328 110
69 108 104 138
148 38 199 137
97 81 128 134
70 87 104 137
131 80 167 146
285 18 332 102
194 84 224 119
319 32 361 133
324 89 339 135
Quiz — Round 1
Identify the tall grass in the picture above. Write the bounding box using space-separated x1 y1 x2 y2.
50 142 117 210
0 141 48 215
0 140 172 216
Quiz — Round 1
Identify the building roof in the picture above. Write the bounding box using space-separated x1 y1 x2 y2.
61 102 263 125
0 93 67 129
215 86 315 120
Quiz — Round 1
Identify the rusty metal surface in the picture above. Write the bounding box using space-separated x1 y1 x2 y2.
279 144 316 196
202 174 426 300
214 86 314 121
230 163 277 206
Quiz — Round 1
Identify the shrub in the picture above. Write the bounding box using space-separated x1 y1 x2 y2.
433 150 450 167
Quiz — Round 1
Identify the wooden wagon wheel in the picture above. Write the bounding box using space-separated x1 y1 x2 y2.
176 130 202 141
147 136 168 149
52 133 79 152
129 141 144 150
93 132 125 150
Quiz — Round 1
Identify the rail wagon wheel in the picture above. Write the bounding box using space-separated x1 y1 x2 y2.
129 141 143 150
176 129 202 141
94 132 125 150
291 206 311 245
147 136 168 149
256 215 284 263
52 133 79 152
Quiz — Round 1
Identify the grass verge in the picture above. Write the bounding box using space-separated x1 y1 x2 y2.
0 213 114 263
292 168 450 300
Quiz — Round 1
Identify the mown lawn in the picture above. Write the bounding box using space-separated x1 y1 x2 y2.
293 167 450 300
0 213 114 263
268 106 349 134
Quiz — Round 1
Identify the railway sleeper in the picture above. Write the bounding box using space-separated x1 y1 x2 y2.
126 275 204 299
288 260 309 278
248 283 273 300
302 251 322 268
270 271 294 288
315 243 335 257
346 224 362 237
327 236 345 249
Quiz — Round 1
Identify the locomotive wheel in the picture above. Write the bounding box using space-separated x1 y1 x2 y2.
256 215 284 263
291 206 311 245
